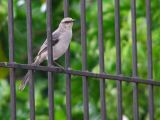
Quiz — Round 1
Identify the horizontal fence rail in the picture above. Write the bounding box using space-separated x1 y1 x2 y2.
0 62 159 86
1 0 157 119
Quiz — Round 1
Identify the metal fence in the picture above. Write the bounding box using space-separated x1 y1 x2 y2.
0 0 158 120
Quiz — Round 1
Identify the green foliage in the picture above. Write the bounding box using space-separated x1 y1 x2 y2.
0 0 160 119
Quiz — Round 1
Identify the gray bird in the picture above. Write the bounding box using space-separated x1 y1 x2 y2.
19 17 75 90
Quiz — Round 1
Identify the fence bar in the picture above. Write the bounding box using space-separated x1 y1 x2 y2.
97 0 107 119
131 0 139 119
114 0 122 119
8 0 16 119
146 0 154 119
1 62 160 86
64 0 72 120
26 0 35 119
46 0 54 119
80 0 89 119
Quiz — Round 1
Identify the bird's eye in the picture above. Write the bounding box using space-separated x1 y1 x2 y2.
64 21 71 24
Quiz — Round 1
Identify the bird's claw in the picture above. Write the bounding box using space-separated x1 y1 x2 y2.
53 61 64 69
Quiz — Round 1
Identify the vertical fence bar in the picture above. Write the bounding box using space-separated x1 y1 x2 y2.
97 0 107 119
114 0 122 119
26 0 35 119
131 0 139 119
46 0 54 119
64 0 72 120
8 0 16 119
146 0 154 119
80 0 89 119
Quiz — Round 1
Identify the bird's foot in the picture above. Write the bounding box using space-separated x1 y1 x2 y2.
53 61 64 69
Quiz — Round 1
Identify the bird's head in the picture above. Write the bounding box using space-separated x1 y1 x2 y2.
59 17 75 30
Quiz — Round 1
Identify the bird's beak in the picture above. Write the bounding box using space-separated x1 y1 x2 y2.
72 19 75 22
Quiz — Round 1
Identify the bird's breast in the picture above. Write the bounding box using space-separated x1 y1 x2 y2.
52 30 72 60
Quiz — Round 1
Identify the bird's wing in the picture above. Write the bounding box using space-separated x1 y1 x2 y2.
37 31 60 56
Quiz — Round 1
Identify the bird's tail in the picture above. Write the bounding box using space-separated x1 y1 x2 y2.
19 71 32 91
19 55 44 91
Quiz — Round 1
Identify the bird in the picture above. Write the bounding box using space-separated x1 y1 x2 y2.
19 17 75 91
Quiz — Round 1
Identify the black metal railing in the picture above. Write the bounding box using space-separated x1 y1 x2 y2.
0 0 158 120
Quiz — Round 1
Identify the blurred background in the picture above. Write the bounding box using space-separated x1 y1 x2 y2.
0 0 160 119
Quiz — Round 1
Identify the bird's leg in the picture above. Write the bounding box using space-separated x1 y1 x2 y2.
53 61 64 69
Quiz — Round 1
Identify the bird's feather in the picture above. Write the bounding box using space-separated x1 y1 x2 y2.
37 39 59 56
37 30 60 56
